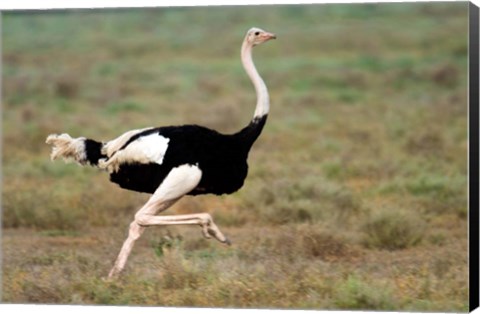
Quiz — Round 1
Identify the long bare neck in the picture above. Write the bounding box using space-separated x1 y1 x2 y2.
241 40 269 119
233 39 269 151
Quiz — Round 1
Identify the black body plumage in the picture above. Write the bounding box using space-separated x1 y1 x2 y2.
84 139 105 165
86 115 267 196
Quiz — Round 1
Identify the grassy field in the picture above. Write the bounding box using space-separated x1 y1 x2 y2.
2 3 469 311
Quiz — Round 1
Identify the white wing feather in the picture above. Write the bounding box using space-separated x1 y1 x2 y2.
99 133 170 172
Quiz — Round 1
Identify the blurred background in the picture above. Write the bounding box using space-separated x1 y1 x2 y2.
2 2 469 310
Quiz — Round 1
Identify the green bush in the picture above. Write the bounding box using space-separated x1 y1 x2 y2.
362 209 426 250
334 275 396 310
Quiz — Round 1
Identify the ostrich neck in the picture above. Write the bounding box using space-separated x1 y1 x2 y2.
241 41 269 119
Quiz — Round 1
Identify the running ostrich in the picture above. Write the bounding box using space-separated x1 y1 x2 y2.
46 27 276 278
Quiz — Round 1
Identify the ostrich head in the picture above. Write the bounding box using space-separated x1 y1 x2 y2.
245 27 276 46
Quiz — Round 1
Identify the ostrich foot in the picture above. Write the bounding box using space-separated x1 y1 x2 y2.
199 214 231 245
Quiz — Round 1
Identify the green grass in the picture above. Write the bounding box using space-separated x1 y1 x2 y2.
2 2 469 311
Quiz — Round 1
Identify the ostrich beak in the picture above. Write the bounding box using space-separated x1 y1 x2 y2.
264 32 277 40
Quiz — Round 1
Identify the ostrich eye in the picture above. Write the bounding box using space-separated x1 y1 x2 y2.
254 31 260 36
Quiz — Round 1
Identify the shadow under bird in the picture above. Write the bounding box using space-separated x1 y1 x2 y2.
46 27 276 279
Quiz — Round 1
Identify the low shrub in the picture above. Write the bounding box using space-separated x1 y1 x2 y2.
334 275 396 310
361 208 426 250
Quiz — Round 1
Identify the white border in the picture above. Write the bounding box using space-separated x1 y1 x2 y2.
0 0 477 10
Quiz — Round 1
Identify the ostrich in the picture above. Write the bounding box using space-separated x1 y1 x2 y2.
46 27 276 278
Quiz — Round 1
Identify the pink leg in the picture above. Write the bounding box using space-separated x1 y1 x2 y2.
107 164 229 279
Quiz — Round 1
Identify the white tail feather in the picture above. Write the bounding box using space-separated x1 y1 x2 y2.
45 133 87 165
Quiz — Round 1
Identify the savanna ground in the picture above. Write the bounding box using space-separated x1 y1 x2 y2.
2 3 470 311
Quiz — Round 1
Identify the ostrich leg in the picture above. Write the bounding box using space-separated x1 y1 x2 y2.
107 164 229 279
